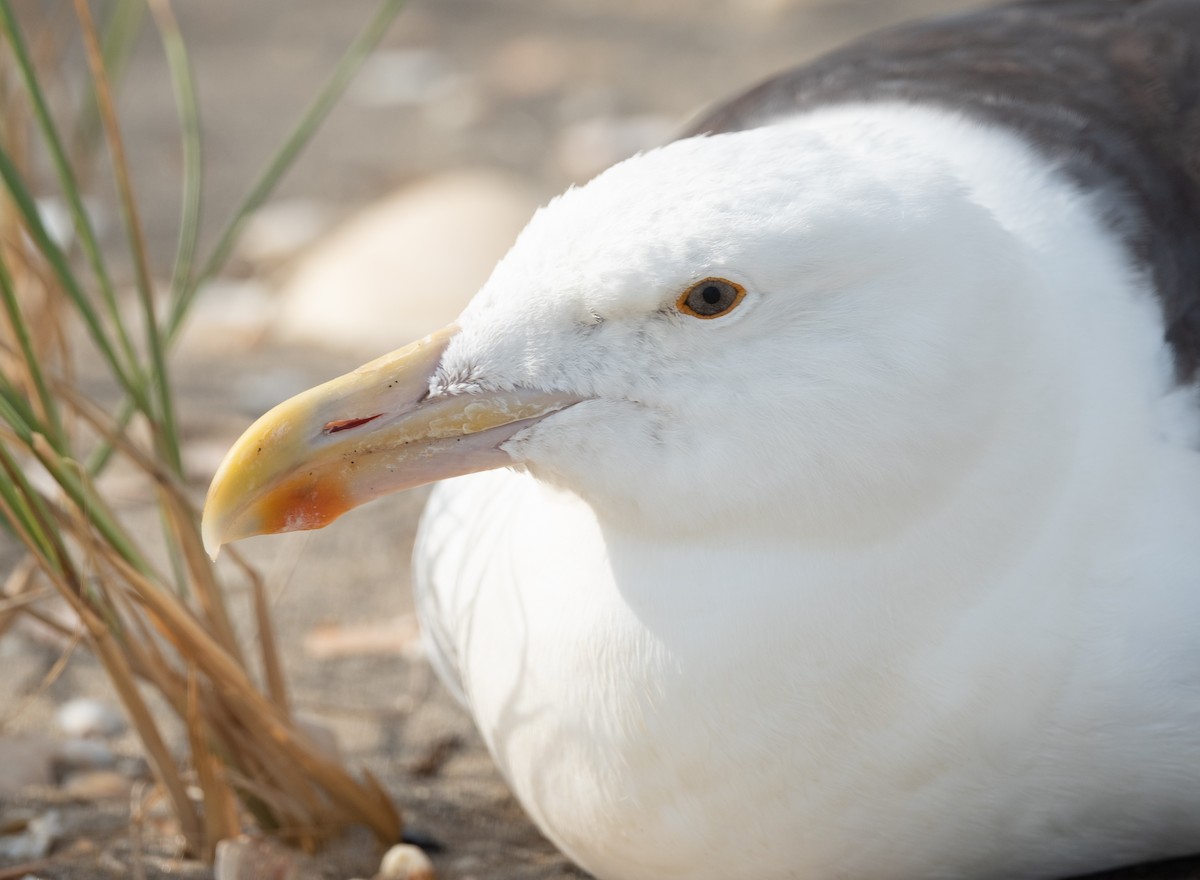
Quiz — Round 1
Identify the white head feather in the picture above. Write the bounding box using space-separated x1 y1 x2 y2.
435 120 1038 541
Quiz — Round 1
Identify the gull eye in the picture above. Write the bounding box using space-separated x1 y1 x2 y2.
676 277 746 319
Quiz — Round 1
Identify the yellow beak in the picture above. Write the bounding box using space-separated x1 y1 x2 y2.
201 324 579 558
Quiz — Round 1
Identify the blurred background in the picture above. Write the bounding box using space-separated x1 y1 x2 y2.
0 0 989 878
127 0 985 241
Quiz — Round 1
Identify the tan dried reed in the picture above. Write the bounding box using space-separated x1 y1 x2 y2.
0 0 407 860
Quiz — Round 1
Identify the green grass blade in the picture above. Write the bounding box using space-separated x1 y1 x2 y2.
85 0 201 480
169 0 411 341
149 0 202 308
95 0 407 476
0 380 41 435
0 0 139 374
73 0 181 475
72 0 146 166
85 398 133 476
29 433 157 579
100 0 146 92
0 395 68 571
0 142 149 411
0 449 62 574
0 250 63 446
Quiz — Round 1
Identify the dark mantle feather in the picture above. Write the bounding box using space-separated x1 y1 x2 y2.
686 0 1200 381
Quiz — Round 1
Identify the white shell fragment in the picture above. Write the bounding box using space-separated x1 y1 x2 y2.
377 843 436 880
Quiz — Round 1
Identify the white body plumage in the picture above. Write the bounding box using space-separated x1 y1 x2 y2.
415 104 1200 879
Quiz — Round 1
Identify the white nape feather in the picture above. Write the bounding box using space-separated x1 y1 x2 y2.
415 102 1200 880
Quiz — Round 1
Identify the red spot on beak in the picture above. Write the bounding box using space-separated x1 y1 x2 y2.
322 413 383 435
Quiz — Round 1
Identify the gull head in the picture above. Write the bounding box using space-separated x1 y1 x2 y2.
203 122 1027 554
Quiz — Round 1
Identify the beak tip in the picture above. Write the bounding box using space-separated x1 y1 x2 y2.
201 517 223 562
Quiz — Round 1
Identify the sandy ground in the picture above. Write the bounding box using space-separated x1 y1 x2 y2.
3 0 1200 878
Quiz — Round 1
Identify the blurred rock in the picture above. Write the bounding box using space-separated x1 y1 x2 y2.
556 114 676 181
175 278 276 356
237 199 334 268
61 769 131 800
488 37 569 99
348 49 460 108
347 45 481 128
214 836 299 880
0 809 61 860
295 713 342 763
117 754 151 780
377 843 436 880
55 697 126 739
52 738 117 776
0 738 57 794
423 82 483 132
273 170 542 355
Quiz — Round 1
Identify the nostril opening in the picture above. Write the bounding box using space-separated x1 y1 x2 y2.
323 413 383 435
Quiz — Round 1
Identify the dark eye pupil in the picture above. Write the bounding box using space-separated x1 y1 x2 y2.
680 278 742 318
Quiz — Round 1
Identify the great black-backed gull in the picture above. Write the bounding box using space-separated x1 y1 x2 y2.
204 1 1200 877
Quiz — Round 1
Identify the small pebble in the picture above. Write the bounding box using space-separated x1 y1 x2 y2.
377 843 436 880
53 738 117 776
214 836 298 880
0 809 62 861
116 754 150 780
295 714 342 763
55 698 126 739
60 769 131 800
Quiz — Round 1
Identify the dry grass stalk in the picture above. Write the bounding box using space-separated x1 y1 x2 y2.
0 0 407 860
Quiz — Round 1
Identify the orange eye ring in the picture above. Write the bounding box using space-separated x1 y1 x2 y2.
676 277 746 319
